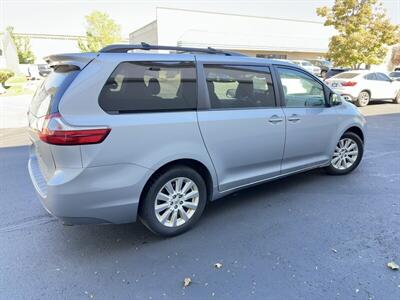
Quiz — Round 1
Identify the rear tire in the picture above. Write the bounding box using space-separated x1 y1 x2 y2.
139 166 207 237
394 91 400 104
355 91 370 107
325 132 363 175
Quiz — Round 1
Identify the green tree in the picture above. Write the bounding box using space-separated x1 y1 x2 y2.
6 26 35 64
78 11 122 52
317 0 400 69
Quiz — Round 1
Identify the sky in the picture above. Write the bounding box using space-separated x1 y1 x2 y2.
1 0 399 38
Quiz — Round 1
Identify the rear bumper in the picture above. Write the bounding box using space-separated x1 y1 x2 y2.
340 94 357 102
28 157 152 224
329 87 358 102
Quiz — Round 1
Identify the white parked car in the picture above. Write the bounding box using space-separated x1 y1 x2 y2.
325 70 400 107
291 60 321 76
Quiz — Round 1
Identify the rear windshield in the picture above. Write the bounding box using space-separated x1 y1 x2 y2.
321 61 333 68
333 72 359 79
29 65 79 117
389 72 400 78
99 61 197 113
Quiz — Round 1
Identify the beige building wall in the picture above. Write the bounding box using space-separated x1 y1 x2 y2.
129 21 158 45
236 50 327 60
130 8 332 61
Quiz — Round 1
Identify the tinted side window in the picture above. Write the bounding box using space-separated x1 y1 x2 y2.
277 67 325 108
376 72 391 82
99 61 196 113
204 65 276 109
364 73 377 80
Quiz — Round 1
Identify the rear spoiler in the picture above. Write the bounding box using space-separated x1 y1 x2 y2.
44 53 98 70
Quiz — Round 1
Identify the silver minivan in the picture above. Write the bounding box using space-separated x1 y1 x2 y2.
28 44 366 236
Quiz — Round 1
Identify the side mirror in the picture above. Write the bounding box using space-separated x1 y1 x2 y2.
226 88 236 98
329 92 341 106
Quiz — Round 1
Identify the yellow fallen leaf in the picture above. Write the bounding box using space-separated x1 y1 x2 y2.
387 261 399 270
183 277 192 287
214 262 223 269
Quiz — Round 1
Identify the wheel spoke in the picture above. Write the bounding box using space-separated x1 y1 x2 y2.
181 180 193 194
160 209 172 224
183 190 199 201
179 207 189 222
344 139 350 148
175 177 183 192
182 201 198 210
155 202 170 213
340 158 346 169
165 181 175 195
332 156 340 165
171 210 178 227
347 155 356 162
347 150 358 156
347 143 357 151
156 192 170 202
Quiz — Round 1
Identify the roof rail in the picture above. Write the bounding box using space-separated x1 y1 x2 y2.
99 42 246 56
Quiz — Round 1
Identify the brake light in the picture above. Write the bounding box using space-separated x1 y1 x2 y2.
341 81 357 87
39 113 111 145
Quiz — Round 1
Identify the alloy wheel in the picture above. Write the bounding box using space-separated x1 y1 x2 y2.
358 91 370 106
154 177 199 227
331 138 359 170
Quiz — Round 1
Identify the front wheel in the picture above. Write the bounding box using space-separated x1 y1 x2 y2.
325 132 363 175
139 166 207 237
355 91 370 107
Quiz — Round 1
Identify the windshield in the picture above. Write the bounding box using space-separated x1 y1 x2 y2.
29 66 79 117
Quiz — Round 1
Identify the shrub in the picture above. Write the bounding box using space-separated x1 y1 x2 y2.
0 69 14 84
5 75 27 86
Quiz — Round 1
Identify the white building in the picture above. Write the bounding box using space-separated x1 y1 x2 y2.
130 7 335 60
0 31 19 73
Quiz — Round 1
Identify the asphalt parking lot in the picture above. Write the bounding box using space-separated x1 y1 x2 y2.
0 109 399 299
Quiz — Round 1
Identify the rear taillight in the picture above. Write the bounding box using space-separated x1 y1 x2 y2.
341 81 357 87
39 113 111 145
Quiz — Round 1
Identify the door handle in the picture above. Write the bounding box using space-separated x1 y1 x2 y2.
287 114 301 122
268 115 284 124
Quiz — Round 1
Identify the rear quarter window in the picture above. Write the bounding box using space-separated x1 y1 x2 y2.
99 61 197 113
29 65 79 117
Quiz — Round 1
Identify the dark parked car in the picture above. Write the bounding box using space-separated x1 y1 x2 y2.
325 67 351 80
306 59 333 77
394 67 400 72
37 64 52 77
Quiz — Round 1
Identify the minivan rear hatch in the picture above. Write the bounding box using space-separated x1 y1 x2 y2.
28 53 97 181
